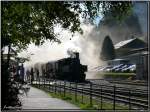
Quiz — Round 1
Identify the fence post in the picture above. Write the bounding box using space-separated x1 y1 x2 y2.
51 79 53 92
36 79 38 87
51 79 52 92
60 81 61 94
42 78 43 88
54 80 56 94
82 84 83 104
70 82 71 93
90 82 93 106
113 85 116 110
36 79 37 86
129 89 131 110
39 78 41 88
75 82 77 102
64 80 66 97
49 79 50 92
44 78 45 88
100 86 103 109
38 78 40 88
42 78 44 88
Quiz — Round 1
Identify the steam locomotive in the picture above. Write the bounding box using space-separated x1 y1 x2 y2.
32 52 87 82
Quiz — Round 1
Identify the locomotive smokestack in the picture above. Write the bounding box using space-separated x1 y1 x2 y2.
75 52 79 59
67 49 80 59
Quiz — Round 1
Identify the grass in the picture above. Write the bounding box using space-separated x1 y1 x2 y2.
96 72 136 79
102 72 135 75
32 84 129 110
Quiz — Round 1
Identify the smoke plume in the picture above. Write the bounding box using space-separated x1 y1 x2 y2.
18 2 148 79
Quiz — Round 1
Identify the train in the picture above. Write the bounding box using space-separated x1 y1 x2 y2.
31 52 87 82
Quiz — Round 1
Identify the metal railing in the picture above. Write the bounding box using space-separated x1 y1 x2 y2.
32 78 148 110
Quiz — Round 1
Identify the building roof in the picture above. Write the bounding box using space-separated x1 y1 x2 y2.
114 38 136 49
107 58 128 61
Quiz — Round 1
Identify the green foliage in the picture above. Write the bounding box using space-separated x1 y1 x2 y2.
2 1 133 50
100 35 116 61
1 1 82 49
101 1 133 22
72 1 133 22
1 64 22 108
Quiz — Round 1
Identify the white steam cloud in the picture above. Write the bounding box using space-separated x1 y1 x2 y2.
18 23 104 72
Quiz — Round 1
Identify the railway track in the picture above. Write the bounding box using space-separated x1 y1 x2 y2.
63 84 148 109
88 79 148 87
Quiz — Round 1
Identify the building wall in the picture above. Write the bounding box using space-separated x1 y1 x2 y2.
136 54 148 80
118 52 148 80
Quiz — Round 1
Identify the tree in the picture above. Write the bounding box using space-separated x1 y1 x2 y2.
1 1 82 49
2 1 133 49
100 35 115 61
101 1 133 21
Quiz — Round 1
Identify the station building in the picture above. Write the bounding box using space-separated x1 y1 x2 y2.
108 37 148 80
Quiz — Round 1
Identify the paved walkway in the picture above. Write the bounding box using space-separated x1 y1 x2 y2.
19 86 79 109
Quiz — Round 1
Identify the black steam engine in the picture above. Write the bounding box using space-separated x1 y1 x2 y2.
34 52 87 82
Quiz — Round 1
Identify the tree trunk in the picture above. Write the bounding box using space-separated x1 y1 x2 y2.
1 44 11 109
